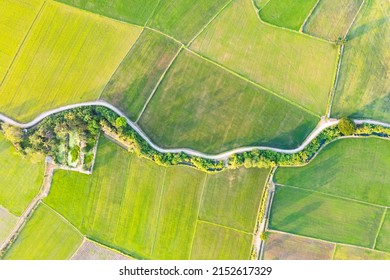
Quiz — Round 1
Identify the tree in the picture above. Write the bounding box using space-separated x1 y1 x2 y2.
338 118 356 135
335 36 347 46
115 117 127 129
260 231 269 241
1 123 23 145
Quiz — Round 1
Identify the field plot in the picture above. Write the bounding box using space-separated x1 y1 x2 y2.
263 231 334 260
0 1 141 122
254 0 270 9
191 0 338 115
275 138 390 206
101 29 181 120
0 206 18 246
147 0 230 43
139 50 319 153
375 211 390 252
303 0 364 41
0 134 44 216
0 0 43 82
332 0 390 122
72 240 131 260
259 0 318 30
190 221 252 260
333 245 390 260
3 204 83 260
56 0 159 25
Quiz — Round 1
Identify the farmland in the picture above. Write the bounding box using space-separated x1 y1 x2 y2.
0 206 18 246
0 1 141 122
333 245 390 260
375 211 390 252
71 240 131 260
139 50 319 153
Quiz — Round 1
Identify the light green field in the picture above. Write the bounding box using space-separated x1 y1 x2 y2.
101 29 180 120
147 0 230 43
254 0 270 9
375 211 390 252
190 221 252 260
0 206 18 246
71 240 131 260
275 138 390 206
333 245 390 260
191 0 338 115
0 1 141 122
332 0 390 122
304 0 363 41
200 168 268 232
269 186 384 248
4 204 83 260
0 0 43 82
0 134 44 216
56 0 160 25
139 50 319 153
260 0 318 30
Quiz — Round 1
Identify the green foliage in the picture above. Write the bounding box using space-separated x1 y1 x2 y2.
70 146 80 162
115 117 127 129
1 123 23 147
260 231 269 241
338 118 356 135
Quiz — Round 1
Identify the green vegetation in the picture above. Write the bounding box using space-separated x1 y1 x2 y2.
0 206 18 245
139 50 319 153
333 245 390 260
332 0 390 123
71 240 131 260
190 221 252 260
337 118 356 135
3 204 83 260
259 0 318 30
101 29 181 120
375 211 390 252
0 1 141 122
191 0 338 115
304 0 364 41
254 0 271 9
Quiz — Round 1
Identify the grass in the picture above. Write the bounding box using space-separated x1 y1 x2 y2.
259 0 318 30
56 0 160 26
0 1 142 122
0 0 44 82
190 221 252 260
333 245 390 260
269 186 384 248
71 240 131 260
263 231 334 260
0 134 44 216
3 204 83 260
139 50 319 153
275 138 390 206
101 29 181 120
191 0 338 115
199 167 269 232
375 211 390 252
303 0 364 41
147 0 230 43
332 0 390 123
0 206 18 245
254 0 270 9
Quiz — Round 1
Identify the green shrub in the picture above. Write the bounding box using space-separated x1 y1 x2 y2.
338 118 356 136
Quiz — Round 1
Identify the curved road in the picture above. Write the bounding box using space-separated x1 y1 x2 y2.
0 101 389 160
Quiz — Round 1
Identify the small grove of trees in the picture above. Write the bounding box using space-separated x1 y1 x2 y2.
0 123 23 148
338 118 356 136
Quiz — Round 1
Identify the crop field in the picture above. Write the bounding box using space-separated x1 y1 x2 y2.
0 134 44 216
0 1 142 122
3 203 83 260
332 0 390 123
190 221 252 260
101 29 181 120
303 0 364 41
375 210 390 252
333 245 390 260
263 231 334 260
139 50 319 153
0 0 43 82
254 0 269 9
71 240 131 260
259 0 318 30
191 0 338 115
0 206 18 245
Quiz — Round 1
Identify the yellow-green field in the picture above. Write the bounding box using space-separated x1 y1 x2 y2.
0 206 18 246
333 245 390 260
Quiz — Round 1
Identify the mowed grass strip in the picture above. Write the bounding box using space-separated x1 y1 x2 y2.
375 211 390 252
199 168 269 232
56 0 160 25
71 240 131 260
332 0 390 122
333 245 390 260
0 0 43 81
190 221 252 260
0 206 18 245
3 203 83 260
263 231 334 260
303 0 364 41
274 138 390 206
0 134 44 216
269 186 384 248
259 0 318 30
0 1 142 122
101 29 181 120
191 0 338 115
139 50 319 153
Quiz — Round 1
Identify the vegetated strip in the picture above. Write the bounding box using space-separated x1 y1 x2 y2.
373 208 388 249
299 0 321 32
197 219 252 235
327 44 344 118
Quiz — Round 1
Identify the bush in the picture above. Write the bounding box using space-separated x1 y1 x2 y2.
260 231 269 241
338 118 356 136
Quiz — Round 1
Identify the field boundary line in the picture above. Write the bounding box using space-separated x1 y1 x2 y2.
326 44 344 118
373 208 387 249
331 244 337 260
345 0 366 39
72 238 135 260
69 237 86 260
299 0 321 32
144 0 162 27
145 26 184 46
0 204 18 219
135 46 183 123
197 219 252 235
257 0 272 11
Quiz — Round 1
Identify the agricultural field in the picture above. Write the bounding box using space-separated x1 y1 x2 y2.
0 206 18 246
0 1 142 122
375 211 390 252
303 0 364 41
3 203 83 260
71 240 131 260
191 0 338 115
259 0 318 30
332 0 390 123
139 50 319 153
333 245 390 260
254 0 270 9
101 29 181 120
